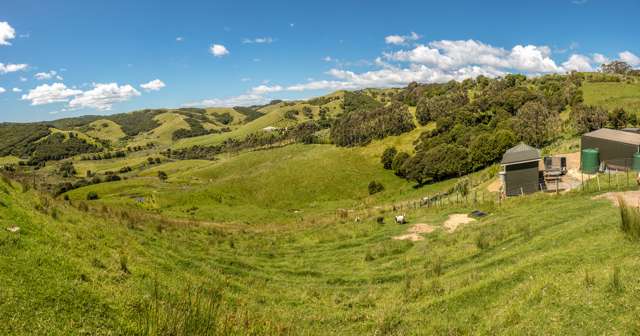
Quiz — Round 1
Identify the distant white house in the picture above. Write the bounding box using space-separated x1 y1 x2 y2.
262 126 279 132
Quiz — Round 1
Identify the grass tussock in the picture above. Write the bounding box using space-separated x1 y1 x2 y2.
617 197 640 240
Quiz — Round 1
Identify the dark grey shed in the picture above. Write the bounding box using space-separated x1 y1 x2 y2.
581 128 640 169
500 143 541 196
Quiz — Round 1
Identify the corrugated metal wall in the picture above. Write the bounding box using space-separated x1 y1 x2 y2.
504 161 539 196
581 136 639 168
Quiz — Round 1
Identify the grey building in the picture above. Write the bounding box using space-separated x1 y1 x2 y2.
581 128 640 169
500 143 541 196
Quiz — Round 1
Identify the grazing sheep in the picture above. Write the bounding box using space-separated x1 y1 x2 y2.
395 214 406 224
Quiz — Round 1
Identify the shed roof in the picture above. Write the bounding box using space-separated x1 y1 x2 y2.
583 128 640 146
501 143 540 165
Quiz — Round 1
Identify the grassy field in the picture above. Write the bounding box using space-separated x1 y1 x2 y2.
583 81 640 115
66 143 458 224
84 119 127 143
3 172 640 334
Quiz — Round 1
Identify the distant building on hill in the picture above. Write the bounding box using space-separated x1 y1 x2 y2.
499 143 541 196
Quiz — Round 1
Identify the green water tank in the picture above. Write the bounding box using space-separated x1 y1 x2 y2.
581 148 599 174
633 152 640 171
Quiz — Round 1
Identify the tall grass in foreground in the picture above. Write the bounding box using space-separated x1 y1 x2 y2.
617 197 640 240
129 283 292 336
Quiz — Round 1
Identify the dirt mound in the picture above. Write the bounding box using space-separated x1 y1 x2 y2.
443 214 476 233
593 191 640 207
393 223 437 241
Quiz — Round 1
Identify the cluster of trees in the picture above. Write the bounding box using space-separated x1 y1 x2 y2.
0 123 51 157
331 92 415 146
80 150 127 161
172 117 213 140
213 112 234 125
380 74 585 184
26 133 101 165
601 61 640 76
233 106 264 122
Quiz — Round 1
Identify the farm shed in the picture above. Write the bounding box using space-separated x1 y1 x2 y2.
581 128 640 169
499 143 541 196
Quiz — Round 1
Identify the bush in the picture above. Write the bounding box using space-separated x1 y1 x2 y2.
158 171 168 181
368 181 384 195
87 191 99 200
381 147 398 170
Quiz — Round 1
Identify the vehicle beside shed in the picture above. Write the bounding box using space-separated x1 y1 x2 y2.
499 143 541 196
581 128 640 170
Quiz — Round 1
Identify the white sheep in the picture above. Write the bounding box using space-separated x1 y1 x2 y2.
395 214 406 224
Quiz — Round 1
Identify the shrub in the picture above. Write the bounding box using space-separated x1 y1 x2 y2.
158 171 168 181
368 181 384 195
87 191 99 200
381 147 398 170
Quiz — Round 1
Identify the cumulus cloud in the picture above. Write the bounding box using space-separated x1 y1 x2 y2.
0 22 16 46
12 87 21 93
385 32 420 45
0 87 5 94
184 94 269 108
210 44 229 57
562 54 594 72
250 84 283 94
140 79 166 92
386 40 561 73
620 51 640 67
35 70 63 81
69 83 141 110
21 83 82 105
0 62 28 74
592 53 610 64
242 37 274 44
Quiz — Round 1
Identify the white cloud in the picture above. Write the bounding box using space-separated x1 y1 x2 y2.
0 22 16 46
619 51 640 67
323 56 333 62
176 36 184 42
0 62 28 74
210 44 229 57
184 94 269 108
12 87 21 93
21 83 82 105
592 53 610 64
242 37 274 44
19 76 27 82
250 85 283 94
69 83 141 110
0 87 5 94
562 54 593 72
386 40 561 73
35 70 63 81
140 79 166 92
385 32 421 45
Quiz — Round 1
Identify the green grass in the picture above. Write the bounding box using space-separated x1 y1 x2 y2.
583 81 640 115
0 156 20 165
83 119 127 143
4 174 640 334
66 143 456 224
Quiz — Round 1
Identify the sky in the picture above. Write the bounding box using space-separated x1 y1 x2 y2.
0 0 639 122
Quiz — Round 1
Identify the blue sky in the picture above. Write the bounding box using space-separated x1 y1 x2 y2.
0 0 638 122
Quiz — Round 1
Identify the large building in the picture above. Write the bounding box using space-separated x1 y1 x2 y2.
499 143 541 196
581 128 640 169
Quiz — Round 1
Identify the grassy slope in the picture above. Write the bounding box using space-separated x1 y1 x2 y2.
4 176 640 334
129 112 190 147
583 81 640 115
66 143 456 224
83 119 126 143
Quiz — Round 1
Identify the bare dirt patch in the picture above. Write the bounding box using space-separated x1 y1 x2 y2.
593 190 640 207
393 223 437 241
486 178 502 193
443 214 476 233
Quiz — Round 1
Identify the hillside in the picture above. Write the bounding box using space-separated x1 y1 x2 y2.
2 71 640 334
4 169 640 334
